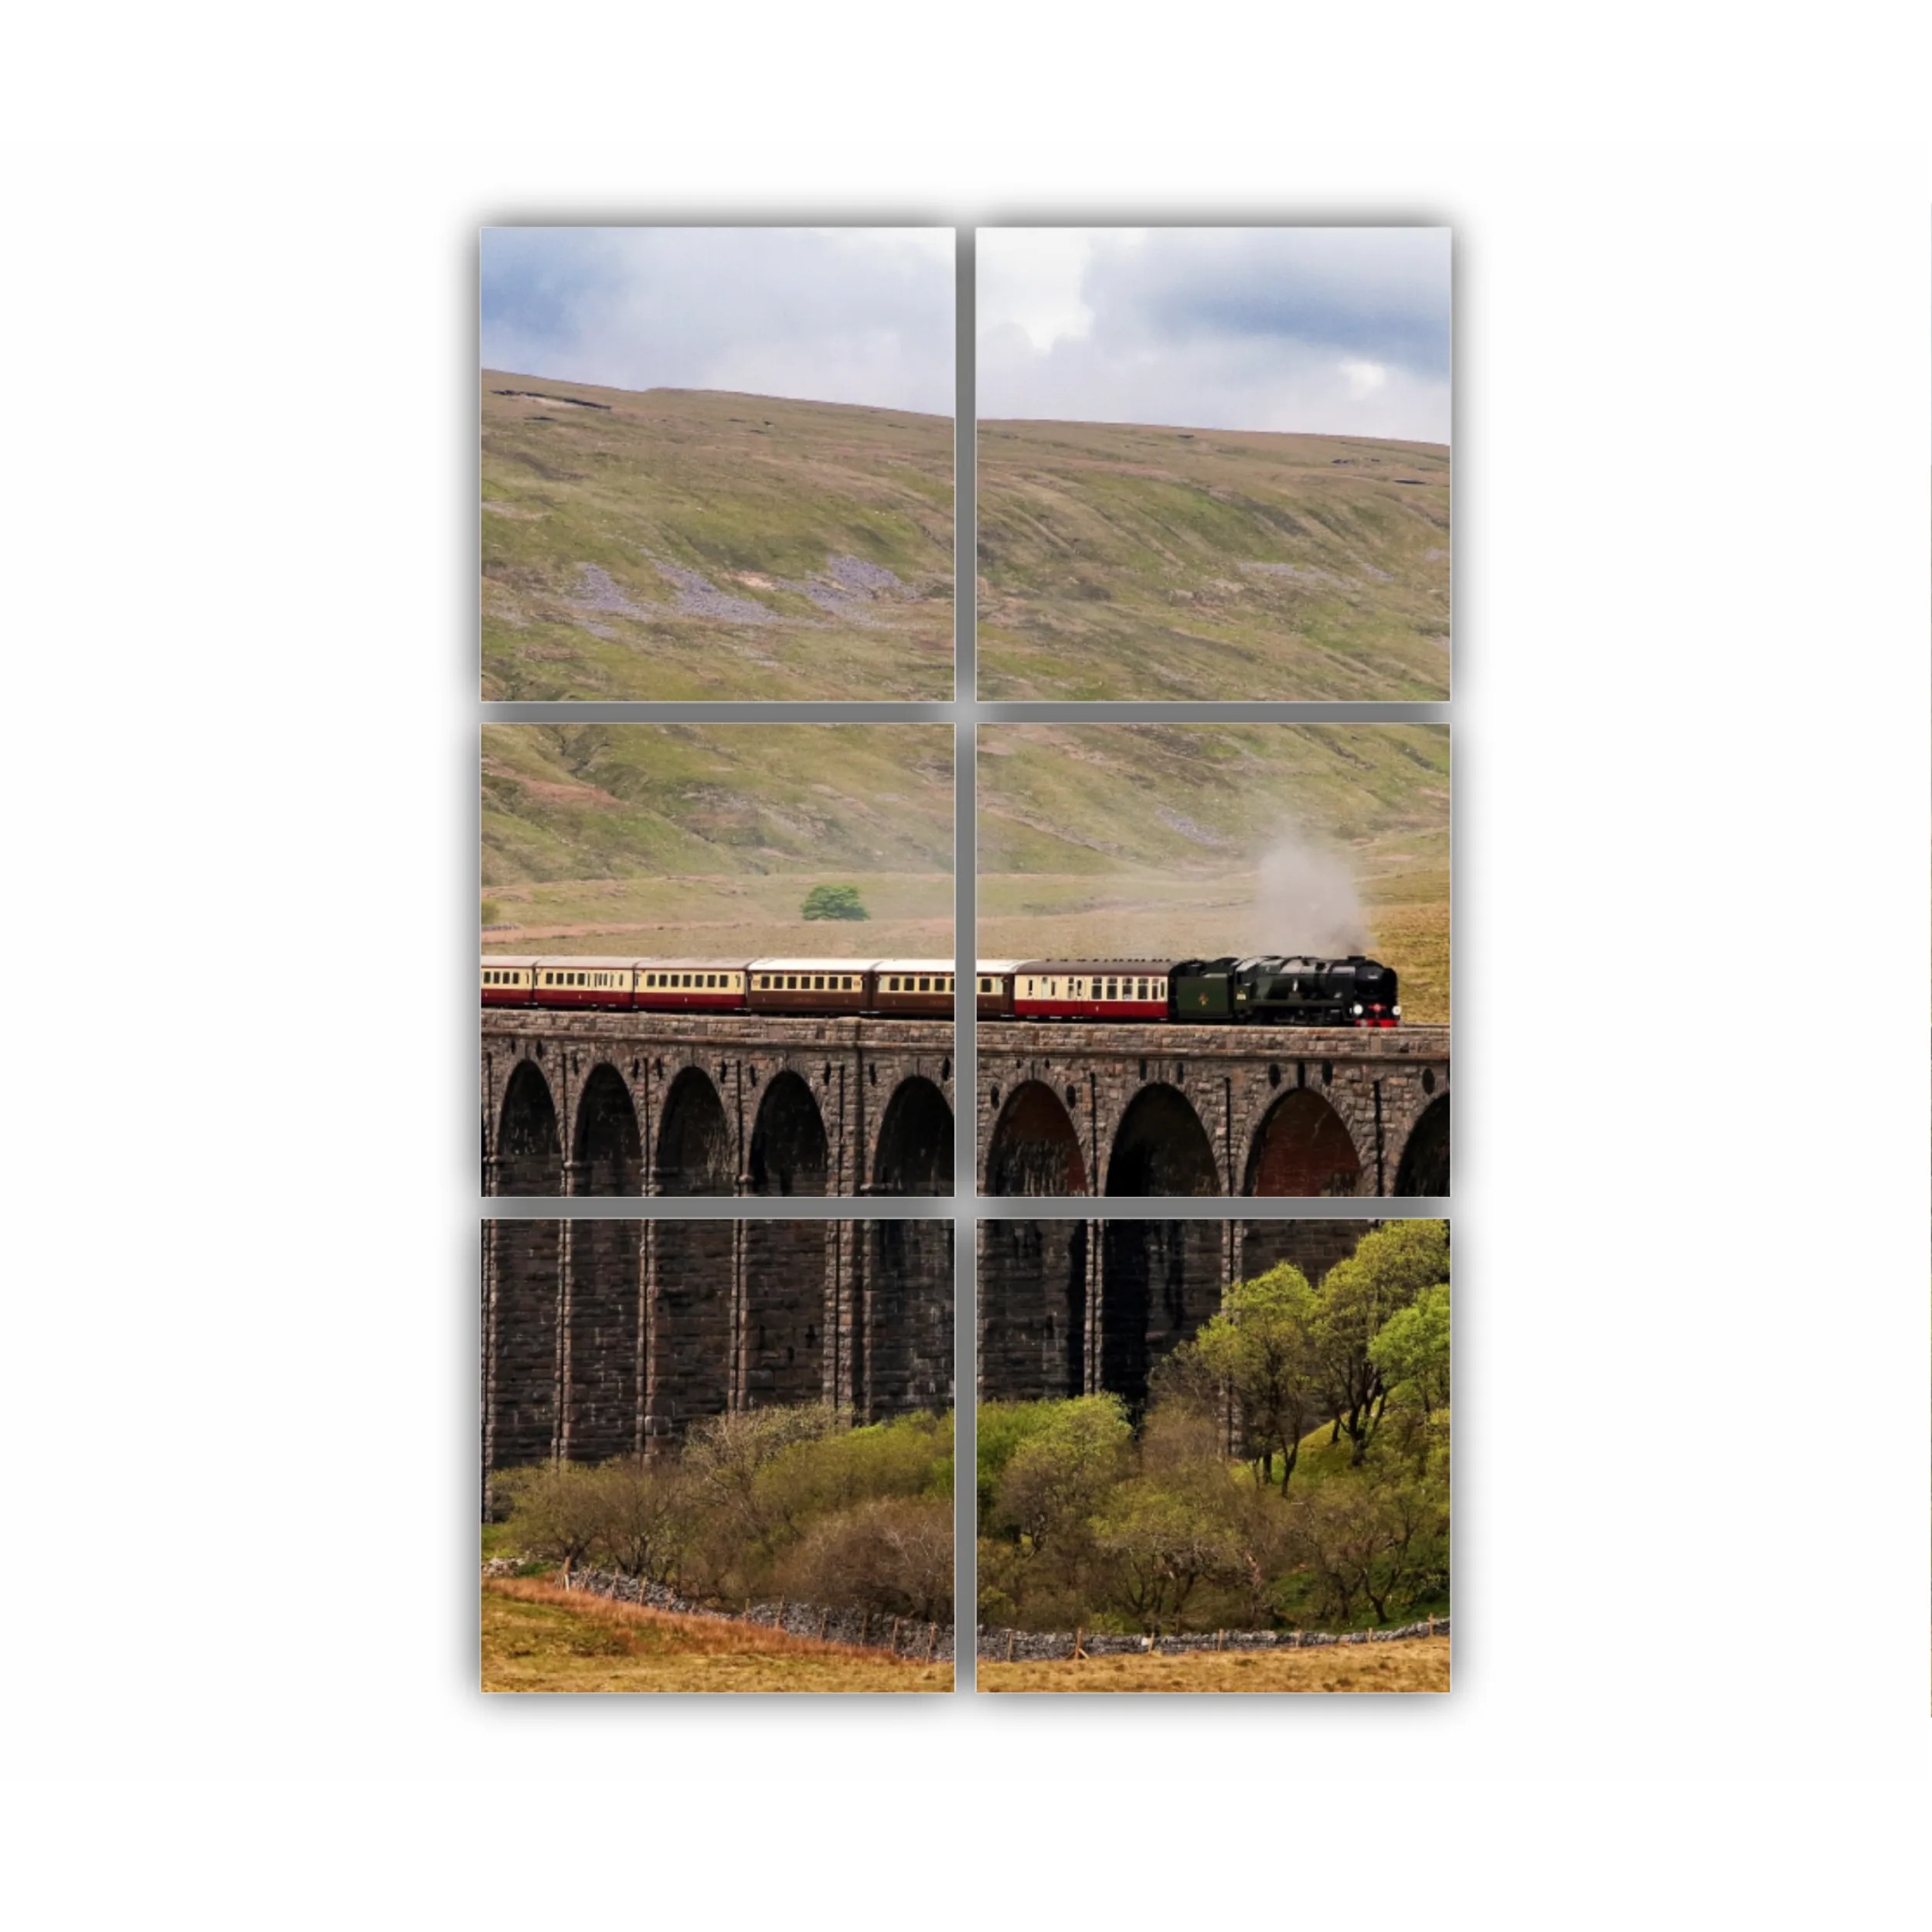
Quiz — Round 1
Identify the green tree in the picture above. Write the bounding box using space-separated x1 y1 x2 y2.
1189 1261 1323 1493
1091 1480 1238 1636
976 1398 1078 1522
1315 1220 1449 1464
992 1395 1130 1560
492 1459 609 1583
1371 1281 1451 1417
1286 1457 1449 1626
801 883 869 921
593 1456 696 1587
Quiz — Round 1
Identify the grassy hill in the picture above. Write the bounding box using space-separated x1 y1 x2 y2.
978 724 1450 1022
481 723 954 958
482 376 954 699
978 419 1450 700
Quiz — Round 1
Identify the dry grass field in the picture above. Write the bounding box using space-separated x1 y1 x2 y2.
978 1635 1449 1694
481 1579 952 1693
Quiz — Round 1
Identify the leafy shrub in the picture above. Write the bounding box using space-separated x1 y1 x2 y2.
776 1496 954 1621
801 883 869 921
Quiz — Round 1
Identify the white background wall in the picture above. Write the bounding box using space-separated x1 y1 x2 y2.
1 19 1927 1924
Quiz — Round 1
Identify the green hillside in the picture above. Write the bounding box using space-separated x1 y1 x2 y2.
481 724 954 958
482 377 955 699
978 419 1450 700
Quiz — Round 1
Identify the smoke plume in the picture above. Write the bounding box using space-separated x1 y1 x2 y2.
1243 827 1371 957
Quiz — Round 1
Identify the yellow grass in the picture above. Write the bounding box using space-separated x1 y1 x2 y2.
481 1577 952 1693
978 1634 1450 1694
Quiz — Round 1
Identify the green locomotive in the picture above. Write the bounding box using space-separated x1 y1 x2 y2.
1169 955 1401 1027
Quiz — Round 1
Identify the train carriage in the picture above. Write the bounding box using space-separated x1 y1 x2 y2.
632 960 749 1013
975 961 1021 1019
480 956 539 1007
746 958 872 1016
529 957 640 1009
1011 960 1177 1022
871 959 955 1018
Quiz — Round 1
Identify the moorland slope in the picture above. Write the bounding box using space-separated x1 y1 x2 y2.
978 419 1449 700
482 376 954 699
480 723 955 958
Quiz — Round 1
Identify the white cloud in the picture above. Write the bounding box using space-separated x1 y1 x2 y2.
481 226 955 415
976 226 1451 442
1340 357 1389 398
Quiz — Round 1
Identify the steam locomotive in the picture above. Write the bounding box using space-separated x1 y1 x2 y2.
481 952 1399 1027
976 956 1398 1026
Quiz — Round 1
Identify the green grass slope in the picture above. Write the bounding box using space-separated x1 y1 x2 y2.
481 723 954 958
977 420 1450 700
482 376 955 699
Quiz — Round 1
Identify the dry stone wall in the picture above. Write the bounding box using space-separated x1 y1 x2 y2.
549 1566 955 1661
977 1616 1447 1660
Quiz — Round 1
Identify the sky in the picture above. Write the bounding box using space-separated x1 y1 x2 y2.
481 226 955 414
978 227 1451 442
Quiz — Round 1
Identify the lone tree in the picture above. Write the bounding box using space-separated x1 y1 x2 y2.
801 883 869 921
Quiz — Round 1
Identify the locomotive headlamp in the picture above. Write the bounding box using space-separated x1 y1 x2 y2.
1393 1005 1403 1018
1351 1003 1363 1015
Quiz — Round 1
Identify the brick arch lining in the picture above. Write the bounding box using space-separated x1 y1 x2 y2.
747 1069 829 1196
656 1066 734 1196
1104 1082 1219 1196
1393 1090 1451 1196
984 1079 1088 1196
496 1056 563 1196
1243 1084 1365 1196
570 1060 642 1195
870 1074 954 1196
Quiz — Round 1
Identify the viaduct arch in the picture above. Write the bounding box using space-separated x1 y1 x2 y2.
978 1022 1448 1199
482 1011 954 1197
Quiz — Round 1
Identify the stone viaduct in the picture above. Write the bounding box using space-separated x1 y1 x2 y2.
483 1218 954 1473
482 1012 956 1199
978 1218 1394 1410
978 1022 1448 1199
